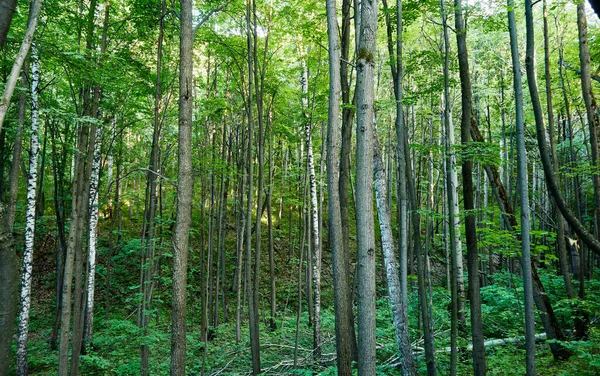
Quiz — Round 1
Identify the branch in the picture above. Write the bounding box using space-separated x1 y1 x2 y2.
193 0 233 34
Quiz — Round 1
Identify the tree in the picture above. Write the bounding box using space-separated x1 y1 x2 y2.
454 0 486 373
0 0 17 48
170 0 193 372
355 0 378 373
507 1 535 373
325 0 353 372
0 0 42 132
373 133 416 375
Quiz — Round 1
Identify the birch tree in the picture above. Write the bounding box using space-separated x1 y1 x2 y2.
15 45 40 376
373 133 416 375
83 127 102 348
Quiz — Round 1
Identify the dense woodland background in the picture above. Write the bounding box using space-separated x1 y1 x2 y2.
0 0 600 374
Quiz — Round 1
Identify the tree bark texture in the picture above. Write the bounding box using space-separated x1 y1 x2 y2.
507 4 535 373
0 205 17 376
355 0 378 373
170 0 193 372
373 134 416 376
0 0 43 132
325 0 353 372
15 46 40 376
454 0 487 373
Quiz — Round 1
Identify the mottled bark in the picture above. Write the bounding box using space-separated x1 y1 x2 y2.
373 134 416 375
15 46 40 376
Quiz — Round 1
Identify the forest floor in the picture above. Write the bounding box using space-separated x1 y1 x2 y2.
15 266 600 375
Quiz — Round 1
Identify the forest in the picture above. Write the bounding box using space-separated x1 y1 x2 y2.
0 0 600 374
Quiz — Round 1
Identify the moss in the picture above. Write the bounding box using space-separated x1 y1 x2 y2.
358 47 374 64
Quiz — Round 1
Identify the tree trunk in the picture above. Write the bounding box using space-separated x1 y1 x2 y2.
7 60 28 230
170 0 193 371
82 127 102 350
543 0 574 301
0 204 17 376
373 133 416 375
355 0 378 373
244 0 260 371
0 0 42 131
454 0 487 373
15 46 40 376
0 0 17 49
325 1 353 372
507 3 536 373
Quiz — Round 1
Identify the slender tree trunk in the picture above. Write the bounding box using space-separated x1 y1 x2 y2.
0 0 42 131
577 3 600 247
49 120 67 350
454 0 486 373
355 0 378 373
244 0 259 371
170 0 193 371
7 60 29 230
0 204 17 376
267 122 276 331
373 134 416 375
326 1 353 372
507 3 535 373
440 2 460 374
82 126 102 350
15 46 40 376
543 0 574 301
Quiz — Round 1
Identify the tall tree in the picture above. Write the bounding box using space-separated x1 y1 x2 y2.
454 0 487 373
373 134 416 375
15 45 40 376
0 0 17 48
0 204 17 376
325 0 353 372
0 0 42 132
355 0 378 373
507 1 535 373
170 0 193 372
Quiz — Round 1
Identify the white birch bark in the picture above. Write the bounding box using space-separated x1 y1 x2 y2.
374 133 416 375
84 127 102 342
301 58 322 358
16 45 40 376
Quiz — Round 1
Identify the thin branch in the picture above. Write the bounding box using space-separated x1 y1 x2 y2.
193 0 234 34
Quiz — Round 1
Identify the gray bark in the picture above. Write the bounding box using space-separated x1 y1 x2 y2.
0 0 43 131
373 134 416 375
0 0 16 49
0 205 17 376
170 0 193 371
507 3 536 373
7 61 29 230
326 0 353 372
355 0 378 373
